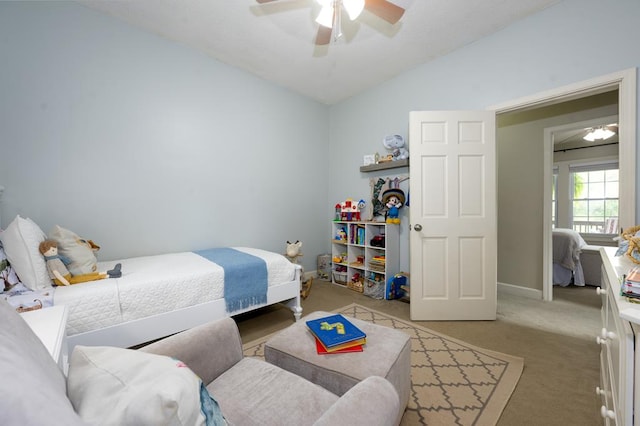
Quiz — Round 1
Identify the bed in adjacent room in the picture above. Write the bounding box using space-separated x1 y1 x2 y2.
552 228 587 286
1 215 302 350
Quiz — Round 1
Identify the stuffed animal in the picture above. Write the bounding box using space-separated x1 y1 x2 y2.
382 188 405 224
39 240 122 286
285 240 313 299
382 134 409 161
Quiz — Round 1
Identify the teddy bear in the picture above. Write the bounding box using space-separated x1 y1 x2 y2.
382 134 409 161
39 239 122 286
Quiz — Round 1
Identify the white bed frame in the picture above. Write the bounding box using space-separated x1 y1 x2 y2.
66 266 302 351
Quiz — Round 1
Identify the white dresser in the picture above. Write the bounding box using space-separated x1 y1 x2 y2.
598 247 640 425
20 304 69 374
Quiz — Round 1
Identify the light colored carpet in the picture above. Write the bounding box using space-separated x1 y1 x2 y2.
498 285 601 340
243 303 524 426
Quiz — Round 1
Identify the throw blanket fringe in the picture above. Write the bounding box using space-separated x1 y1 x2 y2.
194 248 268 313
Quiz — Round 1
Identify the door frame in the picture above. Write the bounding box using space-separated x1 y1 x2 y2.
490 68 637 301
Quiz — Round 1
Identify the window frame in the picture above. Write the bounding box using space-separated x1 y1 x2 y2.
568 160 619 239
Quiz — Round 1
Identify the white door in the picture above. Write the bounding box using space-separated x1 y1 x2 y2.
409 111 497 320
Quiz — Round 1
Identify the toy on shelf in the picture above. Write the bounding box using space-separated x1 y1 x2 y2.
348 272 364 293
332 252 347 264
382 134 409 161
382 188 405 224
335 198 366 222
332 265 348 284
335 227 347 242
285 240 313 299
370 234 385 247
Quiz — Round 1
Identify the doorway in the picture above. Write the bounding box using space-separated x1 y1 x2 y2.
491 68 636 301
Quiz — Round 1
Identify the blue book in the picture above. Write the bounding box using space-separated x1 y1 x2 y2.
306 314 366 352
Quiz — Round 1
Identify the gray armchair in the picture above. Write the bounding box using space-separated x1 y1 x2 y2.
0 298 400 425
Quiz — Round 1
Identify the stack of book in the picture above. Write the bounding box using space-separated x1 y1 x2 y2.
368 255 386 272
622 266 640 300
306 314 367 355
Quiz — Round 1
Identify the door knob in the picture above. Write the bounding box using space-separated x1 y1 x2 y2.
414 224 422 231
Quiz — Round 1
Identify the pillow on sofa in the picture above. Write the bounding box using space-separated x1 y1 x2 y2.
48 225 98 276
67 346 227 426
0 299 85 425
0 216 51 290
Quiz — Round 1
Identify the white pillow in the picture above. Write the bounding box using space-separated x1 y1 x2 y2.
0 216 51 290
48 225 98 276
67 346 227 426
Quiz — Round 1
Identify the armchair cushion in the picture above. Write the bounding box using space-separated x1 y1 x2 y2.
209 357 339 425
67 345 226 425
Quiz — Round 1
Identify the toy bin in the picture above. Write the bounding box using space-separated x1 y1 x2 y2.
347 279 364 293
332 271 348 284
364 278 385 299
317 254 331 280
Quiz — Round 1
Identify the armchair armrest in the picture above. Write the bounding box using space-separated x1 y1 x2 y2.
314 376 401 426
140 317 243 385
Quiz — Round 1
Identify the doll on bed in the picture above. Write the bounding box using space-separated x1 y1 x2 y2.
38 240 122 286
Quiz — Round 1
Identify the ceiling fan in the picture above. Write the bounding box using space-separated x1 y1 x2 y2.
256 0 405 45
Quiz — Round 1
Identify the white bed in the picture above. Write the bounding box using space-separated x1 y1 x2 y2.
58 247 302 350
552 228 587 286
0 215 301 351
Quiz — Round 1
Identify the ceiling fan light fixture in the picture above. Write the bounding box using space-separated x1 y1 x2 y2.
343 0 365 20
583 126 616 142
315 4 334 28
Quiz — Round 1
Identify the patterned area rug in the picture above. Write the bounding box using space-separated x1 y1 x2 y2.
243 303 524 426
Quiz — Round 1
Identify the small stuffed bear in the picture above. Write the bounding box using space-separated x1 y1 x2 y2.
382 134 409 161
39 239 122 286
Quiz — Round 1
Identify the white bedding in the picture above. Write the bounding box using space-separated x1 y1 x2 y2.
54 247 296 336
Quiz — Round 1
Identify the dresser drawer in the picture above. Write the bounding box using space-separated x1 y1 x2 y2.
599 348 614 425
602 261 635 426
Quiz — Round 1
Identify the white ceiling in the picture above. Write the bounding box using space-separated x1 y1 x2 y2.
78 0 563 105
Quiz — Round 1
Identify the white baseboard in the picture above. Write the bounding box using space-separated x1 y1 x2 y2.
497 282 543 300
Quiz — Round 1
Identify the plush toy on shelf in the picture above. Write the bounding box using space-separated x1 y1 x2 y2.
382 134 409 161
39 239 122 286
285 240 313 299
382 188 405 224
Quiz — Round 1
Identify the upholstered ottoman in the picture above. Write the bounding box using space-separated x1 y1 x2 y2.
264 311 411 425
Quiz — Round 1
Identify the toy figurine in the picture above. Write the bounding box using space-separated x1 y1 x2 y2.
382 188 405 224
39 240 122 286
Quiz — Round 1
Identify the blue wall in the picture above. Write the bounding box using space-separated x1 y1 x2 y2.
327 0 640 277
0 2 329 270
1 0 639 281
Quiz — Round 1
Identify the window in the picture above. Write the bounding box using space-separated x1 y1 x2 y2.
570 162 618 234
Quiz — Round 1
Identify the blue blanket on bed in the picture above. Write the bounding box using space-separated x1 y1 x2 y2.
194 248 268 313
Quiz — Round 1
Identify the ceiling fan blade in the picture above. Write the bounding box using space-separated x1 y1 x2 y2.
364 0 405 24
256 0 279 3
316 25 332 45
